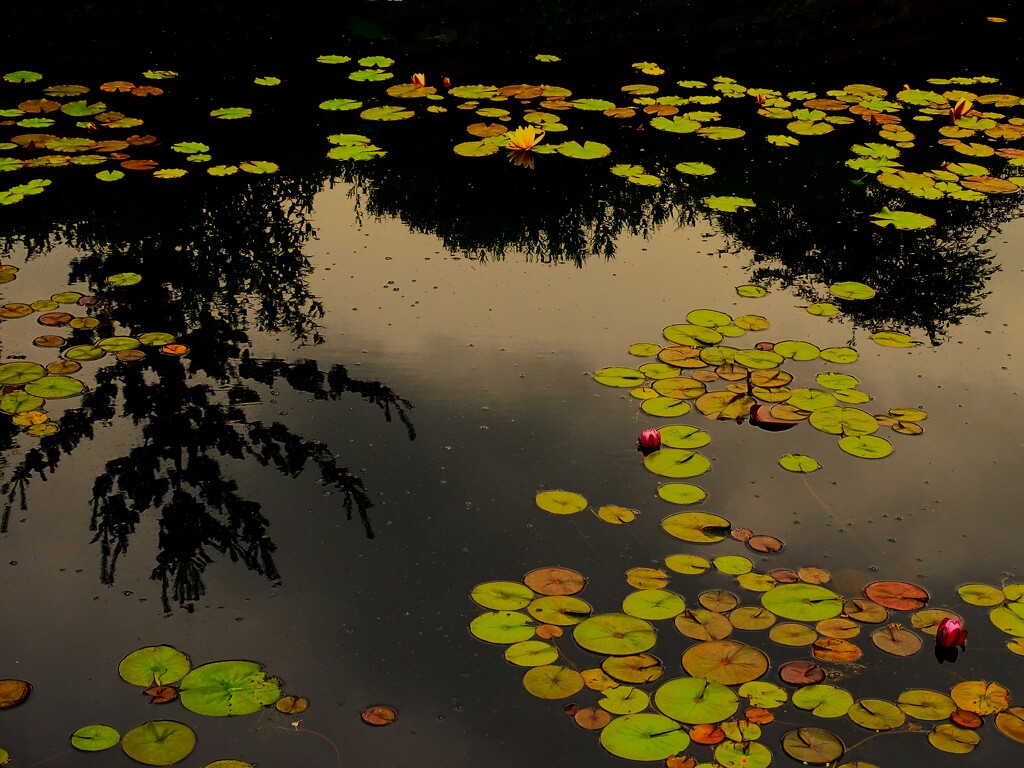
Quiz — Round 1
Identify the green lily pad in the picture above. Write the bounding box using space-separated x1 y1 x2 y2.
715 741 772 768
178 661 282 716
959 583 1004 606
870 208 936 230
557 141 611 159
254 76 281 86
121 721 196 766
651 116 700 133
64 345 106 361
349 69 393 82
573 613 656 655
782 728 845 764
715 556 754 576
138 332 175 347
600 714 690 760
897 690 957 720
662 511 730 543
71 725 121 752
210 107 252 120
705 196 755 212
829 281 876 300
527 595 592 625
793 684 854 717
657 483 707 505
645 449 711 478
599 686 650 715
762 584 842 621
522 665 583 699
990 602 1024 636
809 407 877 436
535 490 587 515
780 454 820 472
4 71 43 83
848 699 905 730
658 425 711 449
0 362 46 385
471 611 535 644
665 554 710 574
453 140 500 157
593 366 645 387
106 272 142 286
655 676 739 723
675 162 716 176
641 397 691 417
0 391 45 414
872 331 920 347
770 623 818 646
622 589 686 620
928 723 980 753
736 285 767 298
96 170 125 181
471 581 534 610
504 640 558 667
239 161 278 174
316 55 351 64
319 98 363 111
360 106 413 121
839 435 893 459
23 375 84 399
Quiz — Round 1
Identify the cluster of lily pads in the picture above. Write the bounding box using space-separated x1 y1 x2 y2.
67 644 297 766
594 297 926 472
4 57 1021 219
0 68 277 202
469 553 1024 763
0 268 186 438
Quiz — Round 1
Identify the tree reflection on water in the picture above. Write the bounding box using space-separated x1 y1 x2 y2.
0 174 415 611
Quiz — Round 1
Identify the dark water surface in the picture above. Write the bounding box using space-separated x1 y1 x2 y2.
1 3 1023 767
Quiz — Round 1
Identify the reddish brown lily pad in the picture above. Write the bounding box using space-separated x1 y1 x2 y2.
524 567 586 595
0 679 31 708
144 685 178 704
361 705 397 726
689 723 726 745
747 534 784 553
865 581 928 611
779 660 825 685
37 312 73 326
573 706 611 730
952 709 983 729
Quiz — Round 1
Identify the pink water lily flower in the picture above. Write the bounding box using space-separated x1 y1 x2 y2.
935 617 967 649
637 428 661 450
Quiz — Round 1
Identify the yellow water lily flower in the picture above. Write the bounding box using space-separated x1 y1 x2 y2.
504 125 545 151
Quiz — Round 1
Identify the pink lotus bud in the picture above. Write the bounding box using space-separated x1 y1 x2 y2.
638 428 661 450
935 617 968 649
411 73 426 87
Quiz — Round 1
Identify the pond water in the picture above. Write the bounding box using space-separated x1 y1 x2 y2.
1 3 1023 767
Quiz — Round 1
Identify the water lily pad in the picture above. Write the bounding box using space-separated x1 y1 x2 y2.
536 490 587 515
848 699 905 730
705 196 755 212
600 714 690 760
573 614 656 655
675 609 732 641
179 661 281 716
0 680 31 709
593 366 645 387
928 723 980 753
676 162 716 176
0 391 44 414
106 272 142 286
682 640 768 685
557 141 611 159
951 680 1010 715
898 690 957 720
780 454 820 473
736 285 767 298
793 684 854 717
523 567 585 595
471 581 534 610
715 741 772 768
23 376 84 399
662 512 730 543
528 595 591 625
622 589 686 620
522 665 583 699
210 107 251 120
470 611 534 644
361 106 413 121
839 435 893 459
729 606 774 629
995 707 1024 743
0 362 46 385
121 721 196 766
655 676 739 723
870 207 936 229
958 583 1004 606
645 448 711 478
599 686 650 714
871 626 922 656
602 653 664 684
665 554 710 575
762 584 842 621
71 724 120 752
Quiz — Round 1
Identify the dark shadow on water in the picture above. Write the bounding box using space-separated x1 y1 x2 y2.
0 174 415 611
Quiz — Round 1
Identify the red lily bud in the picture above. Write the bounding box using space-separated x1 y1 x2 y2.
637 428 661 450
935 617 967 649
